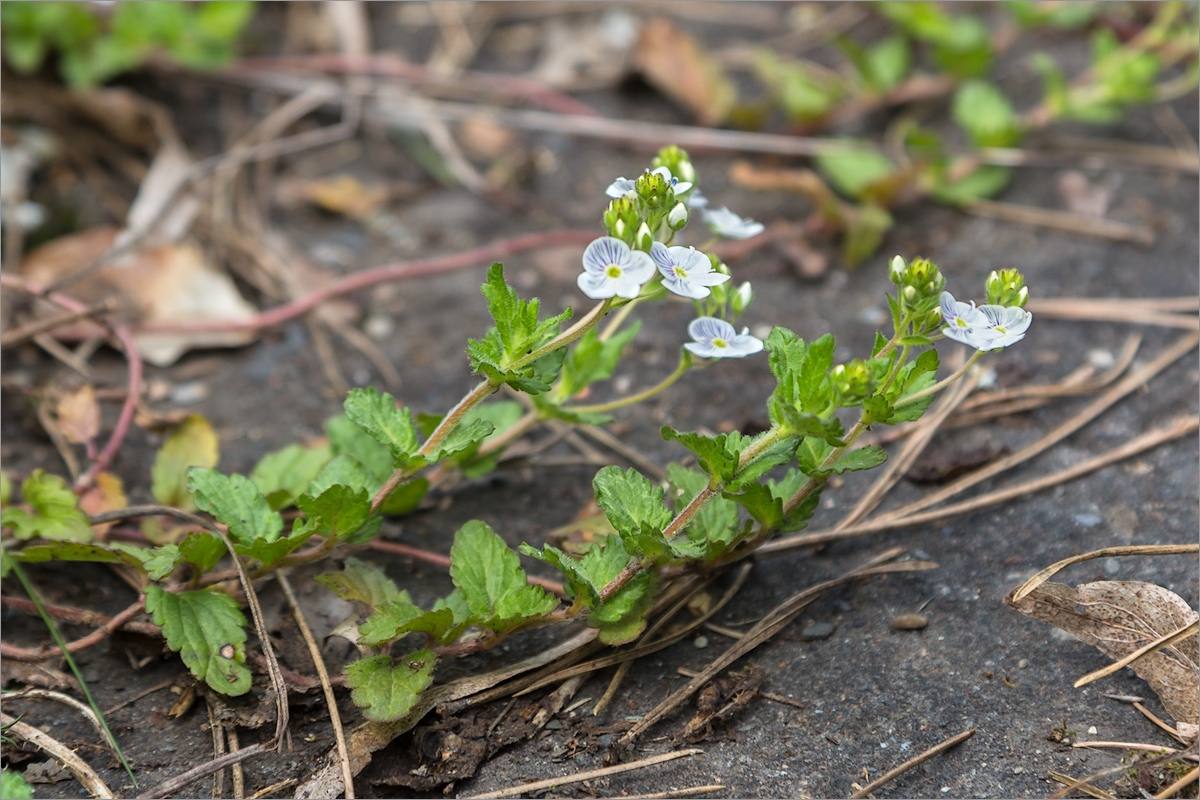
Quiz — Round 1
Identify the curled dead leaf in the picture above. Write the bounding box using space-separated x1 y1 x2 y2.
1006 580 1199 737
634 17 736 126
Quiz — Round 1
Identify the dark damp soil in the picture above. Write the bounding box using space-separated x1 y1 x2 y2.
2 4 1197 798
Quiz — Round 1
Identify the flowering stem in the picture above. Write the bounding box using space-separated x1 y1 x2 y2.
896 349 984 408
564 352 691 415
599 296 642 341
508 299 611 371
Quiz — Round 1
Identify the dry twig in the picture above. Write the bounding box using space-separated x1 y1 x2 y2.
849 728 976 798
461 748 705 799
277 572 355 799
1 711 116 799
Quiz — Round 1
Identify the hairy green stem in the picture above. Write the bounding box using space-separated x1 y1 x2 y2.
509 299 611 371
564 352 691 415
369 378 500 514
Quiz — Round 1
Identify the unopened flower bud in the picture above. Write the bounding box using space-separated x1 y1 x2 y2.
732 282 754 315
889 255 907 285
832 359 872 404
637 170 673 209
985 268 1029 307
635 222 654 252
668 202 688 231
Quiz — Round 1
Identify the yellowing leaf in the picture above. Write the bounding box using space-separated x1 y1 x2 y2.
78 471 128 535
151 415 218 509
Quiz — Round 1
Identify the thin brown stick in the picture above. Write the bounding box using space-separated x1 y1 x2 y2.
461 748 705 799
964 199 1156 244
1048 770 1116 799
616 549 932 750
1072 741 1181 752
836 361 976 530
1 299 118 349
247 778 298 799
207 700 226 799
102 678 178 716
137 743 268 799
1075 621 1199 688
1 712 116 799
229 728 245 800
867 332 1198 524
631 786 728 800
579 423 667 481
33 331 94 378
1133 702 1188 744
1154 767 1199 799
277 573 355 799
0 596 151 661
5 689 109 746
849 728 976 798
1011 541 1200 603
1029 297 1199 315
1026 298 1198 329
759 414 1199 557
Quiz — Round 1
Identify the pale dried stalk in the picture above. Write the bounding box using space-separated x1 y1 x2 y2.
1 712 115 799
461 748 704 799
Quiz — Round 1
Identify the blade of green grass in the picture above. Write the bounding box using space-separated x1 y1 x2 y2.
8 561 138 788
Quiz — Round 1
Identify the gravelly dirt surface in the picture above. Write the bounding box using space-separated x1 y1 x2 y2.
2 4 1197 799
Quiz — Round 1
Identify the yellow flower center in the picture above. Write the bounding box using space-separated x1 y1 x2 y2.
605 264 623 278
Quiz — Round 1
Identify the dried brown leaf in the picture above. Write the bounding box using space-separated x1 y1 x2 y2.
54 384 100 445
1006 580 1199 733
633 17 736 126
78 472 128 536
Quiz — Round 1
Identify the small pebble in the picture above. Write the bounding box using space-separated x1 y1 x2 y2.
941 788 951 794
1013 766 1024 775
893 614 928 631
1018 659 1029 669
800 621 836 641
693 635 709 649
1073 513 1103 528
1088 726 1098 735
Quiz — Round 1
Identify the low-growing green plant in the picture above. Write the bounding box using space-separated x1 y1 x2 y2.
0 146 1034 726
748 1 1199 264
0 0 255 88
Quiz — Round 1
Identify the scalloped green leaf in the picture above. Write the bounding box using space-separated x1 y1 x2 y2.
358 601 456 646
296 484 380 545
343 388 425 471
592 465 674 538
186 468 281 546
250 443 333 510
315 558 408 614
659 429 739 484
177 531 226 574
344 651 437 722
145 586 250 696
10 541 146 571
667 463 741 558
450 521 559 633
1 470 93 543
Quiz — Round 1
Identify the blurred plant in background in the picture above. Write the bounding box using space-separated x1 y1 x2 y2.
1 0 255 88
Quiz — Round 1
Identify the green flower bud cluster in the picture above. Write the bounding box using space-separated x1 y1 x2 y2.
831 359 873 405
604 195 640 246
891 256 946 301
652 145 697 187
602 146 700 251
637 170 676 209
985 268 1029 308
